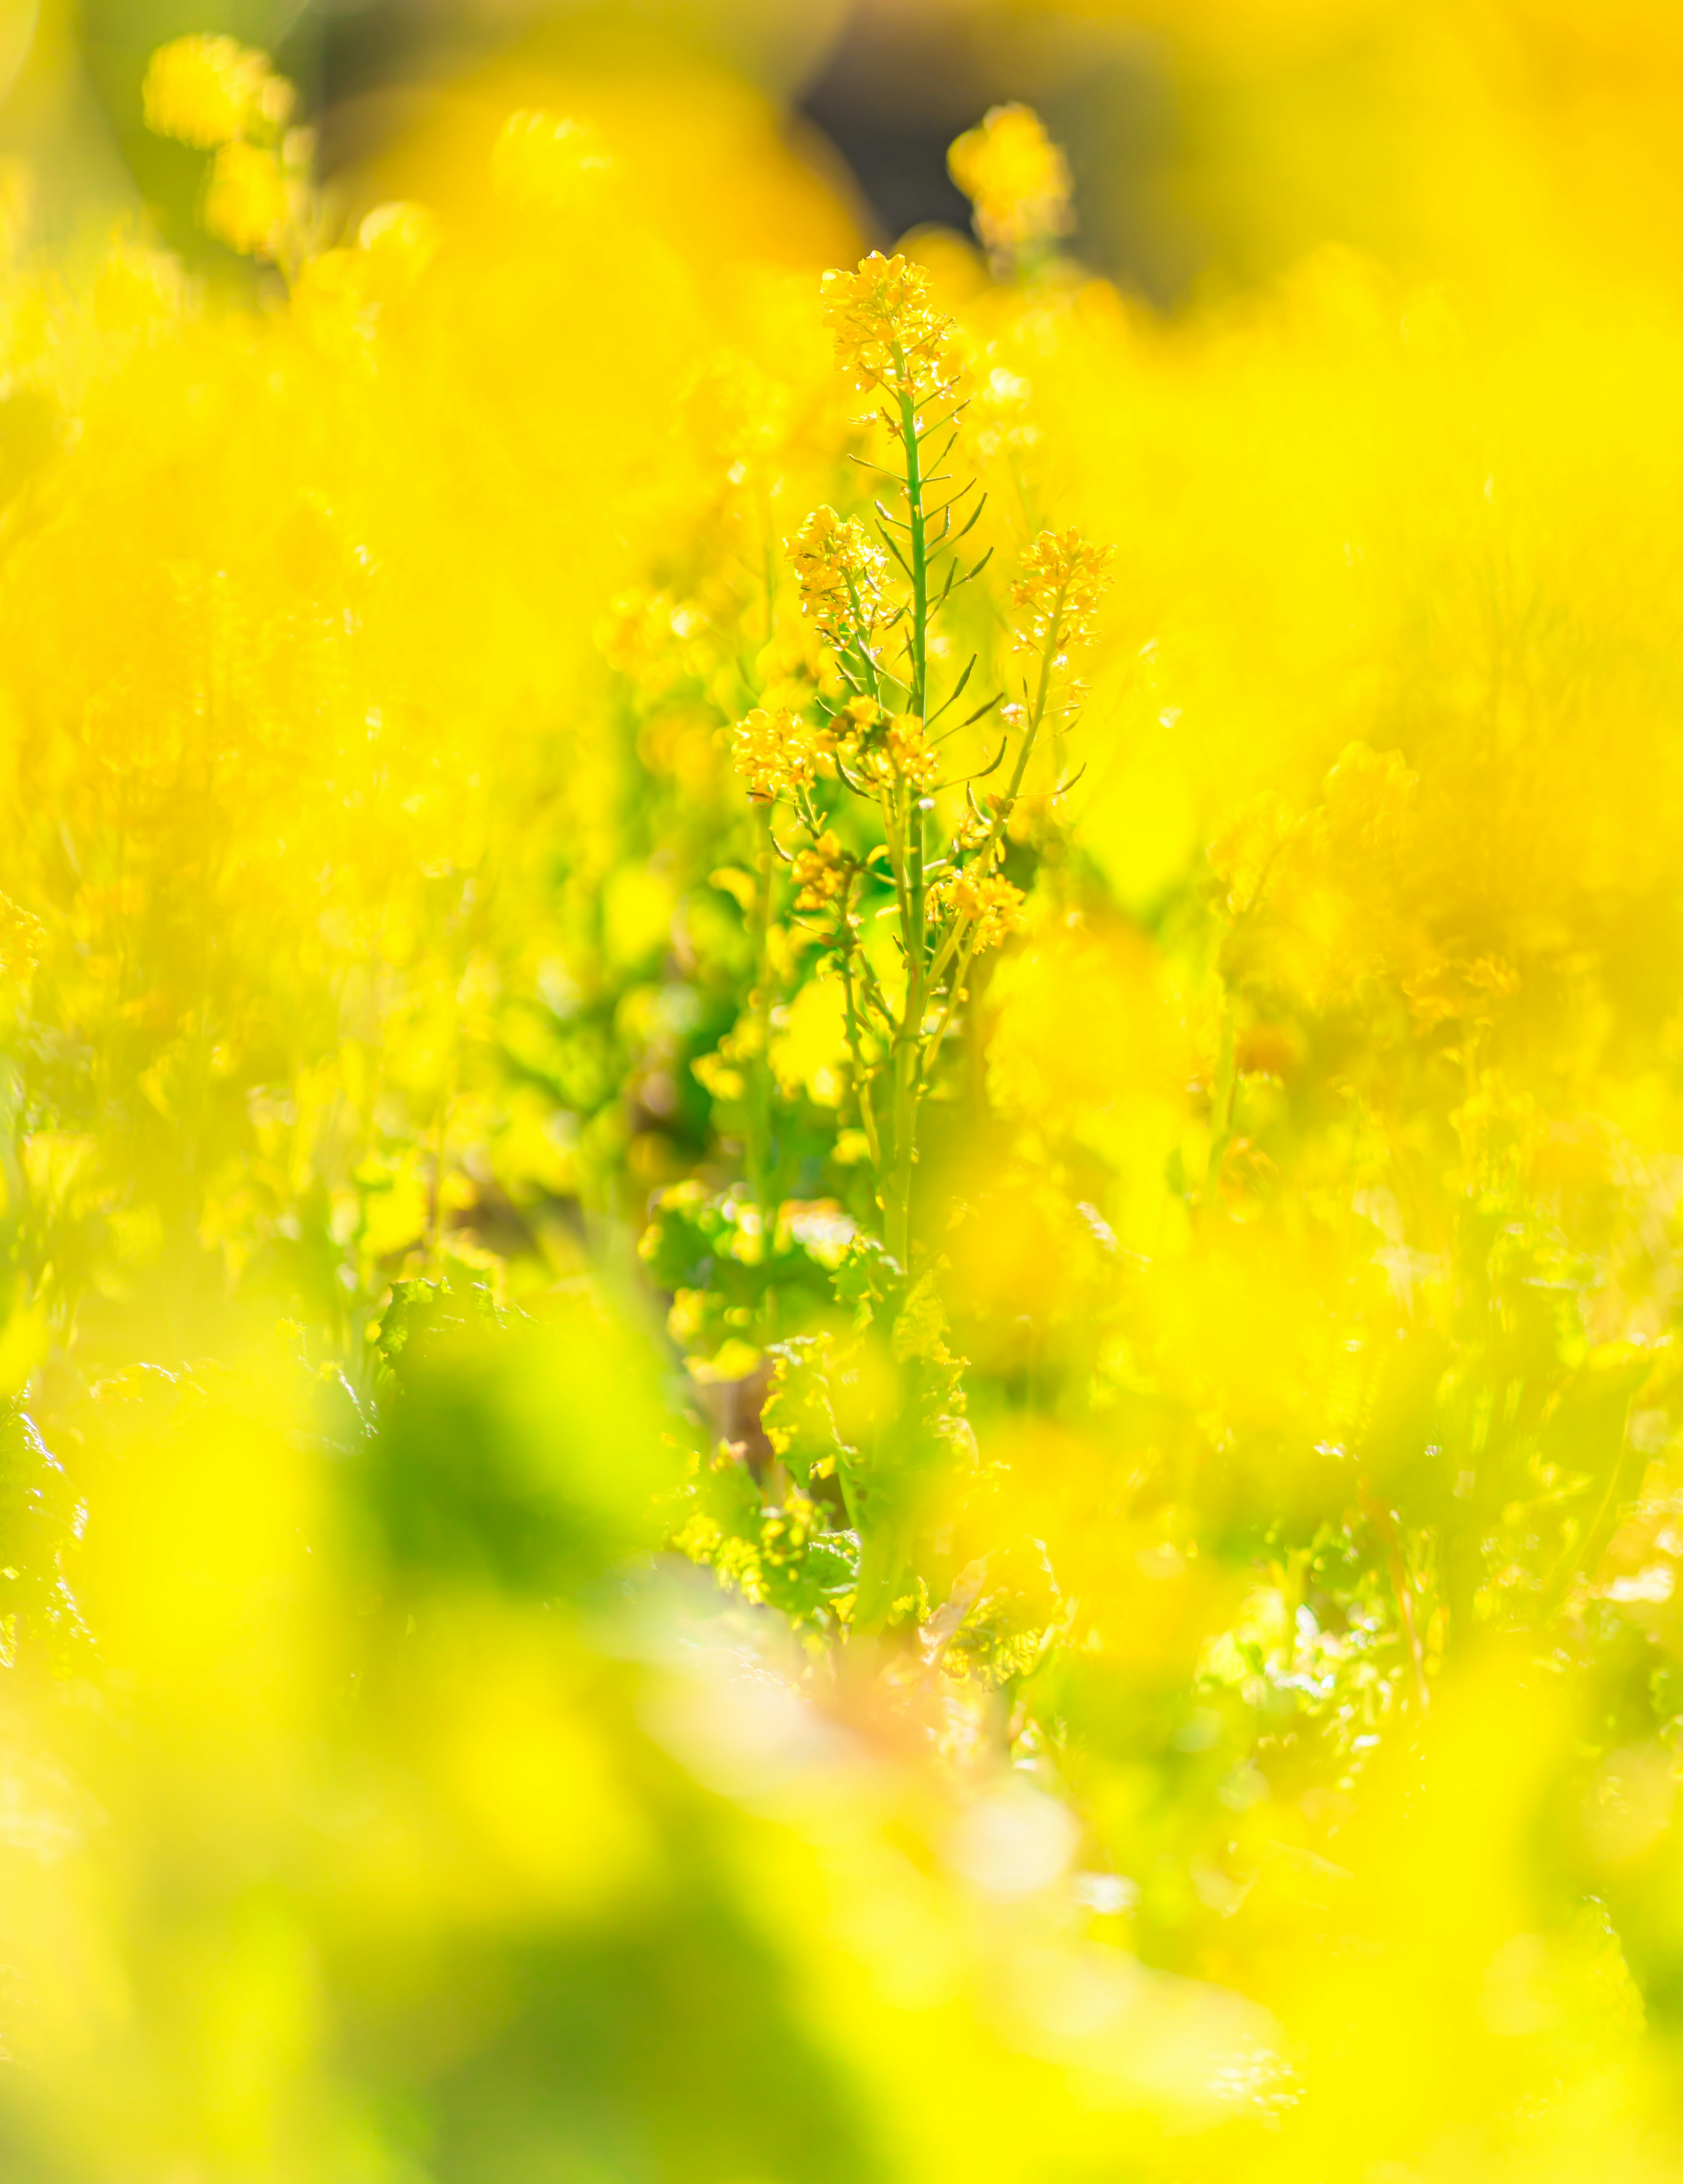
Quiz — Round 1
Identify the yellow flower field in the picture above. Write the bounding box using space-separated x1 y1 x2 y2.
2 2 1683 2177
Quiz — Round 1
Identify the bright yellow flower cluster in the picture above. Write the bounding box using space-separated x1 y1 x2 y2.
5 21 1683 2184
142 33 305 263
881 711 940 790
791 831 848 912
0 890 45 978
819 251 960 411
931 867 1027 951
141 34 291 149
202 138 291 257
948 103 1075 262
731 705 816 801
1010 526 1115 657
492 109 611 213
788 505 888 641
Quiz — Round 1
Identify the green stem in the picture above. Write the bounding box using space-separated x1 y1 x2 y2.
918 928 980 1093
747 802 776 1225
1203 994 1237 1208
926 579 1069 992
887 379 931 1268
837 885 885 1181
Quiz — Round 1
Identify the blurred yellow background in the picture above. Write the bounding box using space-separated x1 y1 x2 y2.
0 4 1681 2182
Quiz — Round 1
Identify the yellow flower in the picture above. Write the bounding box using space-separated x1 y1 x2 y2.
792 832 848 913
142 36 290 151
0 892 45 978
948 105 1074 262
1011 528 1113 658
357 202 440 298
732 708 815 803
493 111 611 215
204 140 291 260
931 868 1026 952
883 714 940 791
789 507 888 642
819 253 959 411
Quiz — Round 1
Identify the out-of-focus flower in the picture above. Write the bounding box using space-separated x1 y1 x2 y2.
358 201 440 294
493 110 611 214
142 35 289 149
882 713 940 790
732 707 816 801
0 892 45 978
203 140 291 259
792 832 848 912
949 104 1074 264
1012 528 1115 657
932 868 1026 951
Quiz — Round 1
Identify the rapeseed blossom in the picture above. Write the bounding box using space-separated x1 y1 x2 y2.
788 506 889 641
820 250 960 412
141 33 289 149
492 108 611 212
929 867 1026 951
948 103 1074 267
0 15 1682 2184
732 704 817 800
791 831 848 912
1010 526 1115 657
203 138 291 257
882 712 939 788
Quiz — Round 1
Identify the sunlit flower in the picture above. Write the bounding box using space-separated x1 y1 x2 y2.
142 35 289 150
789 507 888 642
948 104 1074 263
0 892 45 978
732 707 815 802
1011 528 1114 658
792 832 848 913
204 140 291 259
820 253 960 410
358 201 440 295
931 868 1026 951
883 713 940 790
493 110 611 214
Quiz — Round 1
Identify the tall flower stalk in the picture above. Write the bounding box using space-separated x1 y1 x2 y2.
731 255 1112 1274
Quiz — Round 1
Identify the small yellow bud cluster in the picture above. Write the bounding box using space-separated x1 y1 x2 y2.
142 35 291 149
882 714 940 791
820 253 960 413
204 141 293 258
0 892 45 980
732 708 816 803
493 111 611 215
292 201 440 352
1011 528 1114 660
948 105 1074 264
789 507 888 643
142 36 305 264
792 832 848 914
931 868 1026 953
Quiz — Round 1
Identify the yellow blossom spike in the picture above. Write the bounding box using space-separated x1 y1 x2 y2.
731 707 816 803
142 35 288 151
819 253 960 411
788 507 888 643
792 832 848 913
883 714 940 791
0 891 45 978
203 140 292 260
493 111 611 215
930 868 1026 952
948 104 1074 265
1011 527 1114 658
